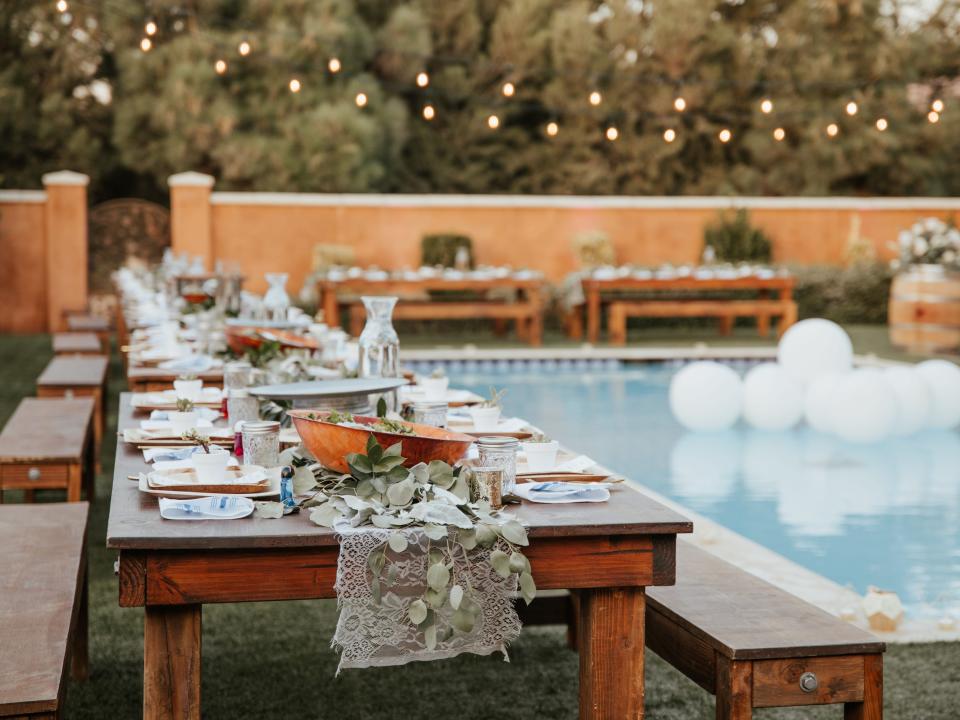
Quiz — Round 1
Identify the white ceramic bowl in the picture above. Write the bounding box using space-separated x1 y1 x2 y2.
168 411 198 435
173 379 203 402
522 440 559 473
469 406 501 432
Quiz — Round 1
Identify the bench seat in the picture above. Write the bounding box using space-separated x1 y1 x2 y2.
37 356 109 473
52 333 103 356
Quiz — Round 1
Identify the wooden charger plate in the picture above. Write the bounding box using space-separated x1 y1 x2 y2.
139 468 278 498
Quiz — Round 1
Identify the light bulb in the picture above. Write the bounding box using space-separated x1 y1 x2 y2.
214 59 227 75
589 91 602 106
289 78 301 93
932 98 944 113
487 114 500 129
826 122 839 137
145 20 157 36
674 96 686 112
355 92 368 107
718 128 732 143
416 72 429 88
845 101 858 116
928 110 940 123
773 127 785 141
605 126 619 141
422 104 435 120
760 98 773 114
502 82 515 97
140 37 152 52
328 57 341 73
875 117 888 131
663 128 676 143
238 41 251 56
546 121 559 137
56 0 68 12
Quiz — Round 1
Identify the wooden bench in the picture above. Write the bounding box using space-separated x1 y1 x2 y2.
0 398 95 503
0 502 89 718
646 542 884 719
52 333 103 356
37 356 109 469
607 299 798 345
64 313 110 353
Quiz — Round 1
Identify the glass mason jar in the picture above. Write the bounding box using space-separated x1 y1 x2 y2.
411 401 448 428
224 360 253 391
263 273 291 322
358 296 400 410
227 389 260 424
241 420 280 467
476 436 520 495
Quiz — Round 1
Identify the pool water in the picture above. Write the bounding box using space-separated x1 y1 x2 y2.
430 359 960 618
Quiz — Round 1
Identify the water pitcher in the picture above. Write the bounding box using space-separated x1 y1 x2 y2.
263 273 291 322
358 296 400 410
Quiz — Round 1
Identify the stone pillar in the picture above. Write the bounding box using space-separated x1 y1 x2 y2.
168 172 215 266
42 170 89 331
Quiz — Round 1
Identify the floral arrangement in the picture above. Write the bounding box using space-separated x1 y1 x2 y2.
894 217 960 271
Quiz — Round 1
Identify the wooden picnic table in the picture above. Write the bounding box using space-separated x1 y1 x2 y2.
37 355 109 467
318 276 546 346
53 332 104 355
65 313 110 352
579 275 796 344
107 393 691 719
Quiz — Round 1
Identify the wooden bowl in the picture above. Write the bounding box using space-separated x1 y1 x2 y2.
289 410 474 473
224 326 318 355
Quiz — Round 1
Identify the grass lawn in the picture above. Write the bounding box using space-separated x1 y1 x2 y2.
2 331 958 719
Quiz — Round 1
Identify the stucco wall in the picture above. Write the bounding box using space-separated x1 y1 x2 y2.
0 193 48 333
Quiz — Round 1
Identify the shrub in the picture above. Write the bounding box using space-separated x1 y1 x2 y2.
790 262 893 324
421 234 474 269
704 208 773 263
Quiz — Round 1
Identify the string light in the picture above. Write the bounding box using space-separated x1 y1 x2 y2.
760 98 773 114
487 114 500 129
416 72 429 88
932 99 944 113
875 117 888 131
238 41 251 56
605 126 619 141
845 101 858 116
663 128 676 143
139 37 152 52
355 92 368 107
773 127 786 141
145 20 157 36
718 128 732 143
546 121 559 137
928 110 940 123
214 59 227 75
55 0 68 12
826 122 839 137
328 57 341 73
589 91 602 106
502 82 515 97
288 78 301 93
422 104 435 120
673 96 687 112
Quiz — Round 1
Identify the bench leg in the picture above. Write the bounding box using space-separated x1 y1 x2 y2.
145 604 202 720
756 313 770 337
845 654 883 720
716 656 753 720
608 306 627 346
71 565 89 681
778 302 798 339
492 317 508 337
527 314 543 347
718 315 734 336
67 464 82 503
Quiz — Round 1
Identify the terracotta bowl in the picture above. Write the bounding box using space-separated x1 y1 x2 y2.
225 326 318 355
289 410 475 473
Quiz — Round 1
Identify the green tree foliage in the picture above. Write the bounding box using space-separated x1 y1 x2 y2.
2 0 960 197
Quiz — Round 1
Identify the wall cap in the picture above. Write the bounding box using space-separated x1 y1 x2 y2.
0 190 47 203
41 170 90 187
169 171 216 188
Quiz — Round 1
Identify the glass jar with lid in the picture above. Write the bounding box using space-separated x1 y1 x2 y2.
476 436 519 495
411 401 448 428
241 420 280 467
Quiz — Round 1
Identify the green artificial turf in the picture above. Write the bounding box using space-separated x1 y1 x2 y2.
2 331 958 718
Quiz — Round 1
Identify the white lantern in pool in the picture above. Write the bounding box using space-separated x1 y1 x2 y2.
742 363 804 431
831 368 898 443
668 361 743 431
803 372 845 433
915 359 960 430
778 318 854 384
883 365 932 435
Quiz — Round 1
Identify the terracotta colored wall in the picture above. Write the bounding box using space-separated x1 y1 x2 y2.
0 196 48 332
206 195 960 295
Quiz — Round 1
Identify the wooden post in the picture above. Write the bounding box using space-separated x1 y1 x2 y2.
168 172 215 268
42 171 89 332
586 283 602 344
144 604 202 720
578 587 645 719
715 656 753 720
845 654 883 720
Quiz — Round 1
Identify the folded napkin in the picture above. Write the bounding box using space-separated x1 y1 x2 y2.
521 454 599 475
149 407 220 422
158 496 254 520
146 467 266 487
512 482 610 504
140 418 214 431
143 445 230 462
158 355 219 372
153 456 240 472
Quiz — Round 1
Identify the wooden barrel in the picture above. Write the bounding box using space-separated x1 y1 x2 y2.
889 265 960 354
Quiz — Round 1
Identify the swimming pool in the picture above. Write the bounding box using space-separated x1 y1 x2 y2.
421 359 960 618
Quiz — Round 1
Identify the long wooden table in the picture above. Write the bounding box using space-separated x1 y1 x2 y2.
107 393 691 719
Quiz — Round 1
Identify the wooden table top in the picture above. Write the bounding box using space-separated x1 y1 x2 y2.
0 502 88 716
37 355 108 387
582 275 794 291
320 276 544 292
52 332 103 354
126 366 224 383
107 393 691 551
0 397 94 463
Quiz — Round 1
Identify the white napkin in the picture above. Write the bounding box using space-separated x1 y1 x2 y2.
146 467 266 487
158 355 219 372
153 456 240 471
520 454 599 474
143 445 230 462
512 482 610 504
149 408 220 422
159 496 254 520
140 418 214 431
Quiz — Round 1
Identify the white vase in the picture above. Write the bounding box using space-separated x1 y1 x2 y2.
469 406 501 432
191 452 230 483
173 379 203 402
168 411 198 435
420 376 449 401
521 440 560 473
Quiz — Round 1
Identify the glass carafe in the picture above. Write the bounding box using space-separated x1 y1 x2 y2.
358 296 400 410
263 273 290 322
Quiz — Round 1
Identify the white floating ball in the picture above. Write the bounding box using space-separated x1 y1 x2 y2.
916 359 960 430
883 366 931 435
742 363 804 431
778 319 854 383
831 368 898 444
670 431 742 503
669 361 742 431
803 372 844 433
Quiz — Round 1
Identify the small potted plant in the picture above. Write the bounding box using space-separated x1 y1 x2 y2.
168 398 198 434
174 373 203 402
420 367 449 401
183 430 230 483
521 432 560 473
469 387 505 432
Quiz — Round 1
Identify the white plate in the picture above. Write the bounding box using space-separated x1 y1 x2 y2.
138 471 280 499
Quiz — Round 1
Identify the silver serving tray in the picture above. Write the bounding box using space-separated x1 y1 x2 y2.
248 378 407 411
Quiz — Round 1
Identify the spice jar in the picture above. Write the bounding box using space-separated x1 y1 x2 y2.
476 436 519 495
411 401 448 428
227 389 259 424
241 420 280 467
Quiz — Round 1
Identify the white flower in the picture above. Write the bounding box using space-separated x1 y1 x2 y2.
899 230 912 248
925 217 945 233
914 238 929 256
943 250 957 264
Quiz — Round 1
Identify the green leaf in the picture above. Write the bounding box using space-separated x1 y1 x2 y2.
424 523 447 540
356 478 374 498
347 453 373 474
424 621 437 651
308 503 341 528
410 463 430 484
427 561 450 591
519 571 537 605
370 513 393 529
427 460 454 488
451 607 475 633
388 532 408 553
370 475 387 493
408 599 428 625
386 464 411 482
500 520 529 546
475 523 497 548
386 563 398 586
509 551 529 573
371 578 382 605
377 396 387 418
368 551 385 575
449 584 464 611
376 456 407 474
366 433 381 456
458 528 477 551
425 586 447 609
383 441 403 457
490 549 512 578
386 478 415 506
450 472 470 501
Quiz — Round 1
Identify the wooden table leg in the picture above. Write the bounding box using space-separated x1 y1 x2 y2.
144 604 202 720
579 587 645 719
587 286 601 344
716 656 753 719
321 284 340 328
845 654 883 720
67 463 82 503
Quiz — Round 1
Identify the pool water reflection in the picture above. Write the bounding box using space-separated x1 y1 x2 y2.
438 360 960 617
